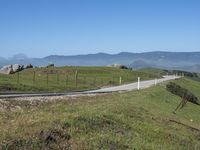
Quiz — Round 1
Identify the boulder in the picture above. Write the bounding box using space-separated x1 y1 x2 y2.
0 65 13 74
112 64 128 69
47 63 54 68
24 64 33 69
12 64 22 72
0 64 34 74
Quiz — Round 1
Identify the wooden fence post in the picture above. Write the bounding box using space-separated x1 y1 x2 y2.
33 71 36 84
94 76 96 85
101 78 103 85
66 74 68 85
75 70 78 88
83 76 86 84
57 73 59 84
17 72 19 84
46 73 49 85
119 76 122 85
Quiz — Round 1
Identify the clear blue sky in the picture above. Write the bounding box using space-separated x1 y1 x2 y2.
0 0 200 58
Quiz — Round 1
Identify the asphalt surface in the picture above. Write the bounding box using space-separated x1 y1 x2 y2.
83 75 179 93
0 75 180 98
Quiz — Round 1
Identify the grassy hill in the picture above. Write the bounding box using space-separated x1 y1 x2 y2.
0 77 200 149
138 67 168 76
0 66 159 92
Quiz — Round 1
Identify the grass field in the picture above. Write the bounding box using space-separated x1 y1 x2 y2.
0 77 200 149
138 67 168 76
0 66 160 92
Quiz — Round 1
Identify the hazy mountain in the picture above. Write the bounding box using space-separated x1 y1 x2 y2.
129 60 154 69
10 53 29 60
1 51 200 72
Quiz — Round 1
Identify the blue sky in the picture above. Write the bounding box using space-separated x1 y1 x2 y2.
0 0 200 58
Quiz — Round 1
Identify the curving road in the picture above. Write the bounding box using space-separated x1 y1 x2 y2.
0 75 180 98
83 75 179 93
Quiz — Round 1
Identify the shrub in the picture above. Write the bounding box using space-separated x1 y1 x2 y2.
166 82 200 105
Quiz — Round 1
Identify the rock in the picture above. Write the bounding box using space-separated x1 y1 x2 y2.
27 64 33 69
47 63 54 68
12 64 22 72
111 64 128 69
0 64 33 75
0 65 13 74
24 64 33 69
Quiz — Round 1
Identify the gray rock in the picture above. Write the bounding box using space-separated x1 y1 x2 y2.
111 64 128 69
47 63 54 68
12 64 21 72
24 64 33 69
0 64 34 74
0 65 13 74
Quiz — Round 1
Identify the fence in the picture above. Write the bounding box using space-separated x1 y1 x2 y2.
0 67 157 92
4 69 132 92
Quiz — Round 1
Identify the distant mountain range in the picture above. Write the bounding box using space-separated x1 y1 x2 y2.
1 51 200 72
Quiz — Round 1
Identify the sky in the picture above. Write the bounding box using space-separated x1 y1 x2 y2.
0 0 200 58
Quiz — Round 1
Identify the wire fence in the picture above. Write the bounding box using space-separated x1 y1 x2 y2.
0 67 160 92
4 69 132 92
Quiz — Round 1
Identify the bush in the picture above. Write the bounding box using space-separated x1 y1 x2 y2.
47 63 54 68
166 82 200 105
164 70 198 78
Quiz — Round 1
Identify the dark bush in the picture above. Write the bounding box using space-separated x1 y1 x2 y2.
166 82 200 105
164 69 198 78
46 63 54 68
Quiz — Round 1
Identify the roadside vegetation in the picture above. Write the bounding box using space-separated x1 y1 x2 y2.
0 66 160 93
140 67 200 80
0 77 200 149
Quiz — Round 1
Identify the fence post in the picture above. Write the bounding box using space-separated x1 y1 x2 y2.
154 78 157 85
57 73 59 84
46 73 49 85
66 74 68 85
119 76 122 85
84 76 86 84
137 77 140 90
94 76 96 85
33 71 36 84
17 72 19 84
75 70 78 88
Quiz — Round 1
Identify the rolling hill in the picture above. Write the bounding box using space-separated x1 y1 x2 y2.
1 77 200 149
1 51 200 72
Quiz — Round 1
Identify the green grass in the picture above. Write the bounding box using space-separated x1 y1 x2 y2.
173 77 200 99
138 67 168 76
0 77 200 149
0 66 159 92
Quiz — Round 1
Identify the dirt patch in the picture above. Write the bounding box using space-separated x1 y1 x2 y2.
1 128 71 150
99 139 129 150
39 129 71 144
68 115 131 136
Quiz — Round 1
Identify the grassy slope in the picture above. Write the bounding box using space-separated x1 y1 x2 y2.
138 67 168 76
0 66 159 92
173 77 200 99
0 78 200 149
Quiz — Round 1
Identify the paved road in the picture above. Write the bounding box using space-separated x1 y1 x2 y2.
83 75 179 93
0 75 180 98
